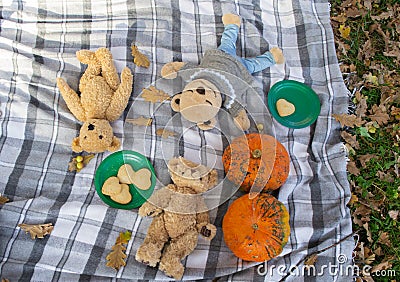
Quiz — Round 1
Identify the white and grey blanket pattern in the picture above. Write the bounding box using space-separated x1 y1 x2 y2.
0 0 354 281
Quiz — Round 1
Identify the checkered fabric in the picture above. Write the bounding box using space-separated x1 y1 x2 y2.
0 0 354 281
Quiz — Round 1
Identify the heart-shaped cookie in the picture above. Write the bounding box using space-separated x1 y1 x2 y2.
111 184 132 204
132 168 152 190
117 164 136 184
276 99 295 117
102 176 122 196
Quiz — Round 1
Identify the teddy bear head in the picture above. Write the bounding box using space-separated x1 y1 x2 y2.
71 119 120 153
171 79 222 129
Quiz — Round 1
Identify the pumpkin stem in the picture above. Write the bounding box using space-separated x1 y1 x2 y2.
252 223 259 230
251 149 262 159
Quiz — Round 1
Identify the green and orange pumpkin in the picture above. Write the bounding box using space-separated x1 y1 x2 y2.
222 133 290 192
222 193 290 262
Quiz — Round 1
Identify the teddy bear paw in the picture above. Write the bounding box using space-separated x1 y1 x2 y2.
159 260 184 280
135 245 161 267
222 14 241 27
197 223 217 240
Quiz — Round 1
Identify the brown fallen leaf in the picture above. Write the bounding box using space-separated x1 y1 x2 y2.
126 116 153 126
106 231 132 271
378 232 391 247
388 210 399 220
0 193 9 205
354 91 368 118
357 153 377 167
332 113 365 128
141 86 170 103
363 222 373 243
156 128 176 139
131 45 150 68
18 223 54 239
369 104 390 126
341 131 360 149
347 160 361 176
304 254 318 266
371 261 392 273
2 279 10 282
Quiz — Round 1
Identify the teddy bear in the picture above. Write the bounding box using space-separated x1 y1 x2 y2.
56 47 133 153
135 157 218 280
161 14 284 131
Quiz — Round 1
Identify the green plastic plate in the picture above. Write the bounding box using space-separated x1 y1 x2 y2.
268 80 321 129
94 150 156 209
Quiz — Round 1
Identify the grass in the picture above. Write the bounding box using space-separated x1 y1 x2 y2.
330 1 400 281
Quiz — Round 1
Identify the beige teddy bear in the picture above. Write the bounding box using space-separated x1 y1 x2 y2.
135 157 218 280
57 47 133 153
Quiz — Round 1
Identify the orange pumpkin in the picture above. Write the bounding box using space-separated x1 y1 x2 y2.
222 193 290 262
222 133 289 192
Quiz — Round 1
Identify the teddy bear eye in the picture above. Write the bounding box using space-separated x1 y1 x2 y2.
99 135 103 139
196 87 205 95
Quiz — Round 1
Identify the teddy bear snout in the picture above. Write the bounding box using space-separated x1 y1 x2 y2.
88 123 95 131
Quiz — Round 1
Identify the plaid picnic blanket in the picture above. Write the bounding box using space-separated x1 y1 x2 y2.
0 0 354 281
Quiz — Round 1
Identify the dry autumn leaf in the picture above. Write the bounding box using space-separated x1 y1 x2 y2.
126 116 153 126
304 254 318 266
18 223 54 239
141 86 170 103
347 160 361 176
0 193 9 205
332 113 365 128
106 231 132 271
131 45 150 68
339 24 351 39
341 131 360 149
156 128 176 139
369 104 390 126
388 210 399 220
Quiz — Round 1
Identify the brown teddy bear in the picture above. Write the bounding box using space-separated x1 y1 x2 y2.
135 157 218 280
161 14 284 131
57 47 133 153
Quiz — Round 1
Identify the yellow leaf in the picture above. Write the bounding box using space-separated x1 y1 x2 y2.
339 24 351 39
126 116 153 126
156 128 176 139
106 231 131 271
18 223 54 239
365 73 379 86
131 45 150 68
141 86 170 103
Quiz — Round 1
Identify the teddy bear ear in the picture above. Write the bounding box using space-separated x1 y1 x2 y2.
171 93 182 112
107 136 121 152
71 137 83 153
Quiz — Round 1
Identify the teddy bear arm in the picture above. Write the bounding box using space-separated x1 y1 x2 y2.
106 67 133 121
56 78 86 122
138 186 172 217
195 199 216 240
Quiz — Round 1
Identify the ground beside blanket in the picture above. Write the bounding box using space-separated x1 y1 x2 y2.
0 1 353 281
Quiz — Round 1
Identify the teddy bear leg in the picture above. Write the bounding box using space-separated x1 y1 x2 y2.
135 216 169 267
105 67 133 121
159 230 198 280
76 50 102 93
218 16 240 57
95 47 120 91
